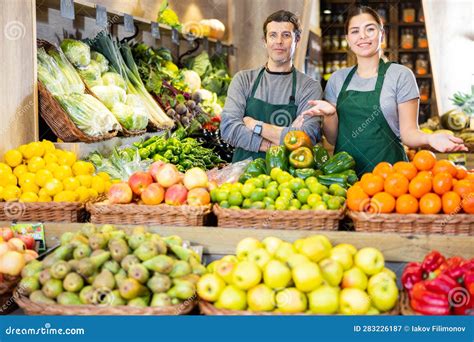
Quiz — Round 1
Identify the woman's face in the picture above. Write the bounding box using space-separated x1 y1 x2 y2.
346 13 383 58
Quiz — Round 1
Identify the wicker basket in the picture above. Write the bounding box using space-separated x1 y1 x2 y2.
199 300 399 316
399 291 421 315
213 204 345 230
87 201 211 226
349 211 474 235
0 275 21 315
37 39 119 143
15 290 196 315
0 201 86 223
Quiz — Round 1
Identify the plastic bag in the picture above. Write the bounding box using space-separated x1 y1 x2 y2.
206 159 251 185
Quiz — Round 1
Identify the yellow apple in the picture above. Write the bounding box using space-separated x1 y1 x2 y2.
329 248 353 270
214 259 236 284
297 236 331 263
292 262 323 292
197 273 226 302
247 284 275 312
275 287 307 313
286 253 310 269
308 285 339 314
339 288 371 315
263 259 292 289
354 247 385 276
262 237 282 256
319 258 344 287
232 261 262 290
333 243 357 255
235 237 262 260
341 267 368 290
248 248 272 269
215 285 247 311
274 242 296 262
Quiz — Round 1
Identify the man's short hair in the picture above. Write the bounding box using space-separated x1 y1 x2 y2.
263 10 302 42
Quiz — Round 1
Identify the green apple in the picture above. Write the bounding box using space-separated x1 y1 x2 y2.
215 285 247 311
308 285 339 314
197 273 226 302
248 248 272 269
341 267 368 290
214 260 236 284
297 236 331 262
247 284 275 312
263 260 292 289
274 242 297 262
329 248 353 271
235 237 262 260
367 306 380 315
339 288 371 315
333 243 357 255
286 253 310 269
319 258 344 287
275 287 307 314
367 273 399 312
381 267 397 280
354 247 385 276
262 237 282 256
292 262 323 292
232 261 262 290
206 260 219 273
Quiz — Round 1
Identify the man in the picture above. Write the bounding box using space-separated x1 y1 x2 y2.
221 10 323 162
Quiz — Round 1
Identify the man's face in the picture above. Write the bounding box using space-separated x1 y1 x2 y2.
264 21 298 65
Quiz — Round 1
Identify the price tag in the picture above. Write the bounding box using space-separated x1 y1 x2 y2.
96 5 107 28
216 41 223 54
60 0 75 20
203 37 209 52
124 14 134 33
151 22 161 39
171 28 180 45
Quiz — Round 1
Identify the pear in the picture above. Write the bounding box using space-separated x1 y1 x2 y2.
169 260 192 278
30 290 55 304
60 232 75 245
114 269 127 287
170 244 191 261
128 233 146 250
63 272 84 292
95 289 126 306
163 235 183 248
109 239 130 262
128 297 149 307
119 278 149 300
148 235 167 255
147 274 171 293
109 230 126 241
43 245 74 268
143 255 174 274
99 224 115 234
128 264 150 284
103 260 121 274
42 279 63 299
167 281 196 300
173 274 200 287
80 223 97 237
69 234 89 247
89 233 108 250
120 255 140 272
39 269 52 285
19 276 40 295
189 256 206 276
150 293 172 307
21 260 43 278
86 272 99 285
90 251 111 268
93 269 115 290
57 292 82 305
79 285 96 304
73 244 92 260
134 241 158 261
132 226 147 235
50 260 71 280
76 258 97 277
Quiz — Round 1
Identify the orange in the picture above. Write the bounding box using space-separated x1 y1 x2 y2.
370 192 396 214
409 177 432 199
462 196 474 214
432 172 453 195
466 173 474 181
373 162 393 179
455 166 468 180
347 186 370 212
393 161 418 181
417 171 433 181
396 194 419 214
384 173 409 198
419 193 442 214
453 180 474 198
360 173 384 196
442 191 462 214
413 150 437 171
432 160 457 177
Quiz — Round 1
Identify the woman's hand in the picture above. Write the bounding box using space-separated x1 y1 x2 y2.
428 133 468 153
302 100 337 117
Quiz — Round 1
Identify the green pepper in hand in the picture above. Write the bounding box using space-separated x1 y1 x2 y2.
289 147 315 169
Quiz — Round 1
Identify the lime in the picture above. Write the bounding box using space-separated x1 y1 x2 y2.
288 206 299 211
278 182 291 193
307 193 322 207
296 188 311 204
279 188 294 200
228 191 244 207
230 183 243 193
289 178 306 192
305 176 318 187
327 197 342 210
229 206 241 210
308 182 327 195
242 199 252 209
290 199 302 209
270 167 283 180
267 181 278 189
220 183 233 191
313 202 328 210
215 189 230 202
241 183 256 198
322 193 331 203
277 172 293 185
275 197 290 210
301 204 311 210
266 204 276 210
210 188 218 202
248 178 264 188
250 201 265 209
263 197 275 206
220 200 230 208
334 195 347 205
258 174 272 186
329 184 347 197
266 187 279 200
250 188 266 202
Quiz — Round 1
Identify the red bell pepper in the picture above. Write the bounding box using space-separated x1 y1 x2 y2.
411 298 451 315
421 251 446 273
425 274 458 295
410 282 451 315
402 262 424 291
463 271 474 296
453 294 474 315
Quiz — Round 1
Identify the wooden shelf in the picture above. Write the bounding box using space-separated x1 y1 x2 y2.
399 48 429 53
398 22 426 27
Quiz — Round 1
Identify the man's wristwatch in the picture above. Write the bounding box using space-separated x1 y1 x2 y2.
253 121 263 135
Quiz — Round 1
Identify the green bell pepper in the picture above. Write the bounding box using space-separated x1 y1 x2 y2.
294 168 321 180
313 144 330 169
266 146 289 172
340 169 358 185
245 158 267 177
321 151 356 175
317 174 349 188
289 147 315 169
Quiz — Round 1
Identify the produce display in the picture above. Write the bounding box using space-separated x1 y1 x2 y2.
198 235 398 314
17 224 205 307
402 250 474 315
347 150 474 214
0 227 38 277
0 141 110 203
107 162 212 206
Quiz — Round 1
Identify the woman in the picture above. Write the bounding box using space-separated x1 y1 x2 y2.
299 6 467 176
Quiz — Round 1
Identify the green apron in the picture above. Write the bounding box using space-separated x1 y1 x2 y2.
335 59 408 176
232 67 298 162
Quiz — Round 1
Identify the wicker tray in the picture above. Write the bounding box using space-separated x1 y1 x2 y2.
0 201 86 223
87 201 211 226
0 275 21 315
199 299 399 316
15 291 196 315
400 291 421 315
349 210 474 235
213 204 345 230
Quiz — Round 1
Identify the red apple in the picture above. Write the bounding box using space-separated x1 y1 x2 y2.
1 228 14 241
187 188 211 206
183 167 208 190
18 235 36 250
141 183 165 205
128 171 153 196
165 184 188 205
149 161 165 182
155 164 183 188
7 238 26 253
108 182 133 204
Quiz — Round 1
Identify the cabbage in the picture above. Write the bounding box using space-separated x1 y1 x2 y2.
102 72 127 91
183 70 201 93
111 102 148 131
48 49 85 94
60 39 91 68
91 51 109 74
91 85 126 109
126 94 150 129
78 60 102 88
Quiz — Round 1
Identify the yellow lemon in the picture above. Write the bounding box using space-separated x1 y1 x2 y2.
104 181 112 193
97 172 111 182
20 192 38 203
21 182 39 194
13 164 28 178
19 172 36 187
76 174 93 188
58 151 76 166
35 169 53 187
38 188 49 197
43 152 58 164
24 142 45 159
41 140 55 153
4 149 23 167
54 190 77 202
27 156 46 173
43 178 63 196
0 173 17 187
63 177 80 191
76 186 90 203
18 144 28 156
3 185 21 201
72 160 94 176
91 176 106 194
53 165 73 181
54 149 64 160
38 194 52 202
0 162 12 175
46 162 60 174
88 188 99 200
0 186 3 200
